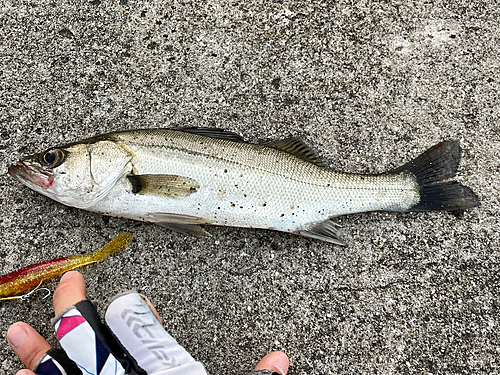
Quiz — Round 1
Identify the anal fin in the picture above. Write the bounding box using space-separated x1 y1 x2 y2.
298 219 345 246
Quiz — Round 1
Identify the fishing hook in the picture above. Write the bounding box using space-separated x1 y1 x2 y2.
0 281 51 302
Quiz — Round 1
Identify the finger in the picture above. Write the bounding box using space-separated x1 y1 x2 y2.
53 271 87 315
140 294 163 324
16 370 36 375
7 322 52 371
253 351 289 375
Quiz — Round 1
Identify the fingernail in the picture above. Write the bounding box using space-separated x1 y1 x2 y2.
272 352 289 375
7 325 28 348
60 271 77 283
17 370 33 375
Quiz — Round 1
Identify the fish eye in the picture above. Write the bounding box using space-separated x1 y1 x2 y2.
42 149 65 167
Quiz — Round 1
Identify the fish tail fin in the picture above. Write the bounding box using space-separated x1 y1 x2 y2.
394 141 480 211
93 233 133 262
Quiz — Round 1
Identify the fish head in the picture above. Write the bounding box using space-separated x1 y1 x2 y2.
9 140 133 209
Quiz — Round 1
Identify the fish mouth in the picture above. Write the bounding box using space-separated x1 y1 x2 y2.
8 161 55 190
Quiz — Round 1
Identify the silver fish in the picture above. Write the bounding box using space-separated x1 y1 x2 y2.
8 128 479 244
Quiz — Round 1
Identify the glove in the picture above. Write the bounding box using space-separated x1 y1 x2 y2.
34 292 207 375
8 272 288 375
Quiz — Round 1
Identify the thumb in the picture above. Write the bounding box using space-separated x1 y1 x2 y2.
252 351 289 375
7 323 51 372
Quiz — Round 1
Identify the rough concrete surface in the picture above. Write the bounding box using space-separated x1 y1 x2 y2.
0 0 499 374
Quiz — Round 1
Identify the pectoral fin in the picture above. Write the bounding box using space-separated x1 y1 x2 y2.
127 174 199 199
298 219 345 246
157 223 211 237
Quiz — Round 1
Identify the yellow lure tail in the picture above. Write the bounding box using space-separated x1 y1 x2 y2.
88 232 134 263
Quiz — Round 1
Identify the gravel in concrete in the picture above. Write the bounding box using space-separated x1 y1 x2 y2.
1 0 498 374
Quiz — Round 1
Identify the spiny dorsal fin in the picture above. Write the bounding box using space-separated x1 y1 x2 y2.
127 174 199 199
264 137 326 168
171 127 246 143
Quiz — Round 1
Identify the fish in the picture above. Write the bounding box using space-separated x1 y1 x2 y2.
0 233 132 299
8 128 479 245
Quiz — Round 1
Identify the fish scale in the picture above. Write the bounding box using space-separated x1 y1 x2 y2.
104 130 419 229
9 128 479 244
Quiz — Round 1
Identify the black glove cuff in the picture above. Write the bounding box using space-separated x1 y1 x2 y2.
33 348 82 375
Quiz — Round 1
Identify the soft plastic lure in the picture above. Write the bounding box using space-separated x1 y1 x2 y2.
0 232 132 300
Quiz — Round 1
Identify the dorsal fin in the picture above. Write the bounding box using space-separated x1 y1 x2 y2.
171 127 246 143
264 137 326 168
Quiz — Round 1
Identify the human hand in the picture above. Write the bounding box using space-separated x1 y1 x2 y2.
7 271 289 375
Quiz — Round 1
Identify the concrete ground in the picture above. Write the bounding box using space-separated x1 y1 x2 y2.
0 0 498 374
